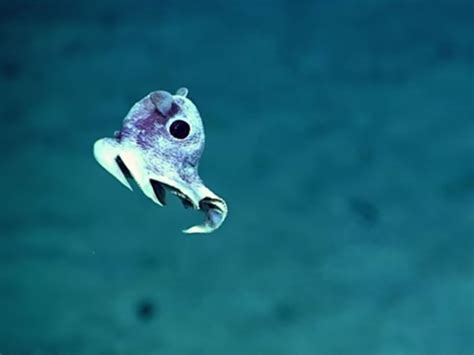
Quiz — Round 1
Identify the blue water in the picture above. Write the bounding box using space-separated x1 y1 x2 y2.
1 0 473 354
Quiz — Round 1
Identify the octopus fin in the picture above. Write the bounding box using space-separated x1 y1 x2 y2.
175 87 189 97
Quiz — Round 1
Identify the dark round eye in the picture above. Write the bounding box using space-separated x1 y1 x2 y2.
169 120 190 139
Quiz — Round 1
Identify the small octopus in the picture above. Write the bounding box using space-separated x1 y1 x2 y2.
93 88 227 234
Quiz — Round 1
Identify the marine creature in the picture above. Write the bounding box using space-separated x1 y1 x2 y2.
93 88 227 234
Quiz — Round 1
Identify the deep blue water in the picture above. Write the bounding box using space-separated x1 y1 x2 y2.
1 0 473 354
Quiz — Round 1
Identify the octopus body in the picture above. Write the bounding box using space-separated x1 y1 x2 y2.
93 88 227 234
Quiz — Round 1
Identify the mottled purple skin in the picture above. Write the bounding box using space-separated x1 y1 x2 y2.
94 89 227 233
117 91 205 185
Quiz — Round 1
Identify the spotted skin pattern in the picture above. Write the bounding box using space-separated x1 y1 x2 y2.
93 88 227 234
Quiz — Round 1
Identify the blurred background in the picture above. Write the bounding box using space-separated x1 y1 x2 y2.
1 0 473 354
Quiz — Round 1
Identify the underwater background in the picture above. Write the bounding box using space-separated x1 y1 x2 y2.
1 0 473 354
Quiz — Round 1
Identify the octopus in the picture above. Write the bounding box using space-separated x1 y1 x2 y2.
93 88 227 234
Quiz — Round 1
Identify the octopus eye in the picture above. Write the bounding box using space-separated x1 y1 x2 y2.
169 120 190 139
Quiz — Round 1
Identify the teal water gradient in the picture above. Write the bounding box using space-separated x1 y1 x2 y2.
0 0 473 354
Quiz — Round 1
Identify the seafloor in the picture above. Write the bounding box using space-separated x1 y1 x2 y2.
1 0 473 354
